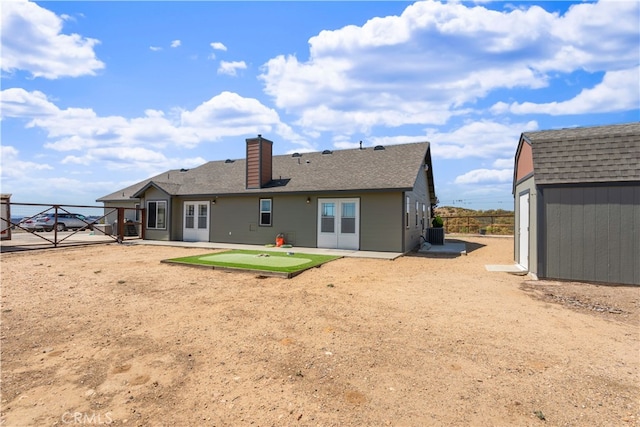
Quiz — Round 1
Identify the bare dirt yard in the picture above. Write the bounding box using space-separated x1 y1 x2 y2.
1 237 638 426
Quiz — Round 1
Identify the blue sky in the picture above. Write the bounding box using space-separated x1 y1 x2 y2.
1 0 638 211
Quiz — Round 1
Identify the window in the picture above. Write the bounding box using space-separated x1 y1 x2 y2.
185 204 195 229
134 203 140 222
415 201 419 227
147 201 167 229
198 204 207 229
406 196 410 228
321 202 335 233
259 199 272 226
341 202 356 234
422 203 426 231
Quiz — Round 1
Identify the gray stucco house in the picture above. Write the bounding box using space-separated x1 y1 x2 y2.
513 122 640 285
98 136 436 253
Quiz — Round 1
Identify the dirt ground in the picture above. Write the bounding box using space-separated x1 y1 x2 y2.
1 237 638 426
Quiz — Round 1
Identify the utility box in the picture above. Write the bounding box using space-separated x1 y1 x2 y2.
426 227 445 245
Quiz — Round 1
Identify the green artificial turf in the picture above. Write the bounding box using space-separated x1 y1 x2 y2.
165 249 340 275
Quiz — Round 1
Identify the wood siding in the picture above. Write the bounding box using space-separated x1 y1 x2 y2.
541 184 640 285
261 142 272 187
246 138 273 189
515 140 534 181
246 142 261 189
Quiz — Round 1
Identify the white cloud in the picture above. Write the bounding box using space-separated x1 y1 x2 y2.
1 0 104 79
149 46 162 52
425 120 538 160
181 91 281 138
492 158 513 169
170 39 181 48
0 88 60 118
61 148 206 175
217 61 247 76
210 42 227 51
259 0 639 136
491 67 640 115
0 145 53 179
454 168 513 184
0 88 301 170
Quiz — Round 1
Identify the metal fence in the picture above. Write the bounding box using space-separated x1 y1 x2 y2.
441 214 514 235
0 202 144 251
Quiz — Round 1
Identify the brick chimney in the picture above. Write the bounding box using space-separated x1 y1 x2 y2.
246 134 273 189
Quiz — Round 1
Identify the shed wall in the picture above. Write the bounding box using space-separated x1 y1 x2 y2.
541 184 640 285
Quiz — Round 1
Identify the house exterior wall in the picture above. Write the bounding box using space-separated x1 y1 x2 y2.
102 201 139 226
142 186 171 241
403 167 430 252
514 176 538 274
360 192 403 252
210 194 316 246
204 191 406 252
540 183 640 285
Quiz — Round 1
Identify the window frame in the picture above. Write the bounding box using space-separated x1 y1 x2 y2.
146 200 167 230
406 196 410 229
259 198 272 227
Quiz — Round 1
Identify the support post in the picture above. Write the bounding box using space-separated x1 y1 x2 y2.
53 205 59 247
117 208 125 243
140 208 146 240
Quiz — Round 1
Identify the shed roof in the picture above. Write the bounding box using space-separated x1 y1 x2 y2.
97 141 434 202
523 122 640 185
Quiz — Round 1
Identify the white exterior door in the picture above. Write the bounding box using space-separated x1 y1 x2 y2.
518 193 529 269
317 198 359 250
183 201 209 242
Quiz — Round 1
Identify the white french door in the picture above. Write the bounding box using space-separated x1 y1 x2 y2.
183 201 209 242
317 198 359 250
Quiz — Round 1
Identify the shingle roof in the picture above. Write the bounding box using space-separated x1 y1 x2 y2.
524 122 640 185
97 142 434 202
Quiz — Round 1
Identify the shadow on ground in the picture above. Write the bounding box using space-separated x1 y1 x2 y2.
405 238 486 258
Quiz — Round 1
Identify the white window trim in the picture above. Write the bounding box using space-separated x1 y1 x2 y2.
259 198 272 227
406 196 410 229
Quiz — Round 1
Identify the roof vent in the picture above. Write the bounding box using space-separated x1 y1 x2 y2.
374 145 385 151
224 159 234 163
292 152 302 158
322 149 333 155
180 168 190 172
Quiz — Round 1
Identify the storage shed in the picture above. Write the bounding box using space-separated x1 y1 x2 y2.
513 122 640 285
